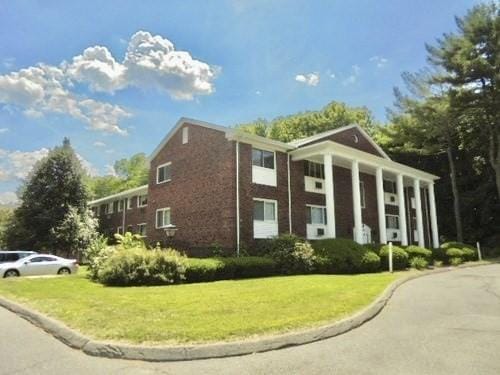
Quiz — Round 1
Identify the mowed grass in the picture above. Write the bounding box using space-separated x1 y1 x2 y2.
0 268 400 344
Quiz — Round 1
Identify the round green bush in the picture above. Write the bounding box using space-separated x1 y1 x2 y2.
379 245 409 270
445 247 464 258
360 251 381 273
441 242 477 261
409 256 428 270
450 257 463 266
266 234 316 274
312 238 370 274
405 245 432 262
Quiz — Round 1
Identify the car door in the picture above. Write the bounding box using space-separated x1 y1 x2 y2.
22 256 51 276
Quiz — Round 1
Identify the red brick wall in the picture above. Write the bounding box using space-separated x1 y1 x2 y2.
96 196 148 239
302 127 385 158
147 123 236 255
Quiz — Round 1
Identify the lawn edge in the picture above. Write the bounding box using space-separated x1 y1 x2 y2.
0 262 494 362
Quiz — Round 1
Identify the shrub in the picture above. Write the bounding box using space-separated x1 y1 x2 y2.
96 247 186 286
409 256 428 270
432 247 448 263
446 247 464 259
267 234 316 274
450 257 463 266
405 245 432 262
312 238 371 274
360 251 381 273
114 232 146 250
441 242 477 261
84 235 113 280
433 260 443 267
363 243 383 254
184 256 277 283
379 245 408 270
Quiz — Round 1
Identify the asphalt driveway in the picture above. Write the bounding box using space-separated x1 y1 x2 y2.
1 264 499 375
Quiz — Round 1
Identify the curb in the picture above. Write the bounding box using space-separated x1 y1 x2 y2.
0 262 493 362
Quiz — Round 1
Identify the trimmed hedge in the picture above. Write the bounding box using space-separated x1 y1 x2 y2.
441 242 477 261
184 256 277 283
379 245 408 270
312 238 380 274
405 245 432 262
409 256 428 270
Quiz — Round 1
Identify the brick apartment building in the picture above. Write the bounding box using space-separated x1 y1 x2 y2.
89 117 440 255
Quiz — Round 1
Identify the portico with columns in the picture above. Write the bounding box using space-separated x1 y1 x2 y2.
290 139 440 249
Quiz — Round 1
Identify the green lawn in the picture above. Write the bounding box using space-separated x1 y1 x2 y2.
0 268 400 344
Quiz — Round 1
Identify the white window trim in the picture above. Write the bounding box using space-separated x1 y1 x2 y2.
306 204 327 225
155 207 171 229
117 199 125 213
385 214 400 229
138 195 148 207
253 198 278 223
156 162 172 184
137 223 147 236
182 126 189 144
252 148 276 170
127 197 133 210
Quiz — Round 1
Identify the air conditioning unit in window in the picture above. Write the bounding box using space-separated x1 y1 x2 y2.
317 228 325 236
315 181 323 189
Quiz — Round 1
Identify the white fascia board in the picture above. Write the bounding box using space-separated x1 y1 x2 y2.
288 124 391 160
290 140 439 182
88 185 148 206
226 129 295 152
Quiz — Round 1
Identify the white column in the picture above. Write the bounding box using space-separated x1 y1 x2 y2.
323 154 336 238
414 178 425 248
376 167 387 244
351 160 363 243
428 181 439 248
396 174 408 246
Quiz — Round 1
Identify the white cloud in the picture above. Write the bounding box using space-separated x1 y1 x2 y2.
255 90 262 95
0 30 217 134
93 141 106 147
0 147 49 181
0 128 8 133
342 65 361 86
104 164 117 176
295 72 320 86
369 56 388 68
0 191 18 205
2 57 15 70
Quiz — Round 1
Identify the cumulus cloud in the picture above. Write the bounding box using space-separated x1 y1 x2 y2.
93 141 106 147
0 128 8 133
342 65 361 86
0 30 217 134
295 73 320 86
369 56 388 68
0 191 18 205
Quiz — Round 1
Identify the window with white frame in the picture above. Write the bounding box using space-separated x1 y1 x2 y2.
306 205 327 225
360 181 366 209
253 199 276 222
182 126 189 144
101 203 110 215
117 199 125 212
137 223 147 236
383 180 397 194
156 208 171 228
252 148 275 169
127 197 133 210
304 161 325 179
111 201 117 213
138 194 148 207
157 162 172 184
386 215 400 229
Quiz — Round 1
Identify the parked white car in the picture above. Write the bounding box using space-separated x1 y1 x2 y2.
0 254 78 278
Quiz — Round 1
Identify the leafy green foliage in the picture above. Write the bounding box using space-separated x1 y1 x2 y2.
379 245 409 271
96 248 186 286
0 207 14 249
360 251 381 273
441 242 477 261
114 231 146 249
405 245 432 262
409 256 429 270
84 235 109 280
235 101 379 143
265 234 317 274
4 138 94 253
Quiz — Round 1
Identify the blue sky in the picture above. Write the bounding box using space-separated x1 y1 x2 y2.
0 0 479 204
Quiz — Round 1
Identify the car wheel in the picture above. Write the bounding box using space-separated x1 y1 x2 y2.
58 267 71 275
4 269 19 278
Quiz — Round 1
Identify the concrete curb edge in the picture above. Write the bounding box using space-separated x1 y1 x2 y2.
0 262 492 362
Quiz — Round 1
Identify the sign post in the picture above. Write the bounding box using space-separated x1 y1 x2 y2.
476 242 482 261
388 242 393 273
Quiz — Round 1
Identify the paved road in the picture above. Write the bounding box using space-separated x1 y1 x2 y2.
1 264 500 375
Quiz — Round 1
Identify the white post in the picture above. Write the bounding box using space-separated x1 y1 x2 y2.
351 160 363 243
428 181 439 249
236 141 240 256
414 179 425 248
476 242 482 261
389 242 393 273
323 154 336 238
396 174 408 246
376 167 387 244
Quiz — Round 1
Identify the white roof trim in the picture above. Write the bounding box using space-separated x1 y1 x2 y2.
88 184 148 206
290 140 439 181
288 124 391 160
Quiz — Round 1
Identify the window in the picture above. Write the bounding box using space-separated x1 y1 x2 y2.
182 126 189 144
304 161 325 179
117 199 125 212
127 197 133 210
252 148 275 169
138 194 148 207
386 215 400 229
383 180 397 194
30 256 56 262
157 162 172 184
306 205 327 225
253 199 276 222
100 203 109 215
360 181 366 209
116 226 123 235
112 201 118 213
137 223 147 236
156 208 171 228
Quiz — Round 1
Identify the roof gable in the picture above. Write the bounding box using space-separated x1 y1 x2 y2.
288 124 390 160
